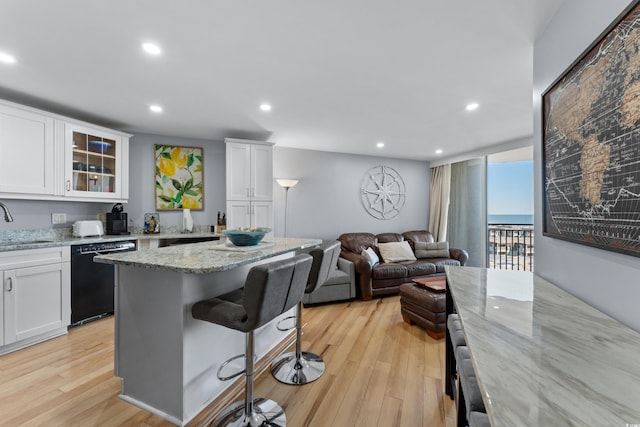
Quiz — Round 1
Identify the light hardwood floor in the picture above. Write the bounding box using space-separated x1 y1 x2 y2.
0 296 455 427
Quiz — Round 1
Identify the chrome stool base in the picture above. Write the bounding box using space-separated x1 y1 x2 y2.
271 351 325 385
212 398 286 427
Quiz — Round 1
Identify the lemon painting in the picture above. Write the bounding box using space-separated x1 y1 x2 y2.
155 145 203 209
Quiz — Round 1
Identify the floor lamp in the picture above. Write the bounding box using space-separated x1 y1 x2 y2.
276 179 299 238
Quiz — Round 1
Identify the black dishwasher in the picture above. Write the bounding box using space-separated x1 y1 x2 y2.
70 240 136 326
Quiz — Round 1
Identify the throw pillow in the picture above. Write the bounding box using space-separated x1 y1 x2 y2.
414 241 450 258
378 241 417 263
361 247 380 265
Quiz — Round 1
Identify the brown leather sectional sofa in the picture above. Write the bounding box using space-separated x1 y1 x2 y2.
337 230 468 300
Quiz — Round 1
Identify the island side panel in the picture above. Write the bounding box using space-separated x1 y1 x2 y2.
114 265 187 422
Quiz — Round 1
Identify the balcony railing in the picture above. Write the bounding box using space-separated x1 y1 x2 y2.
488 225 534 272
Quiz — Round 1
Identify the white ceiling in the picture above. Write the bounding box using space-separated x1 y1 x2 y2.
0 0 564 161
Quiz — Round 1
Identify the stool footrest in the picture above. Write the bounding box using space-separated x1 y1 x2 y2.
217 354 251 381
276 315 296 332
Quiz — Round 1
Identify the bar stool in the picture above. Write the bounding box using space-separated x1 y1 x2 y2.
455 346 486 427
271 241 341 385
191 254 313 427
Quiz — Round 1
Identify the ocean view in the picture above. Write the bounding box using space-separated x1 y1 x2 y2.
488 214 533 225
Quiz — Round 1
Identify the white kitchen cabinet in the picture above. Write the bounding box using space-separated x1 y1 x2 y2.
1 246 71 353
226 200 273 231
225 138 274 232
0 101 55 195
0 98 130 202
64 122 129 201
225 139 273 201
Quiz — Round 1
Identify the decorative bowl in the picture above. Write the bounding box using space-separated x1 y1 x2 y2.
222 228 271 246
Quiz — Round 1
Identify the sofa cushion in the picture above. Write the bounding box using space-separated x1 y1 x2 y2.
361 247 380 265
323 268 351 286
415 241 450 258
435 258 461 272
376 232 404 243
403 260 437 276
372 263 408 280
338 232 377 255
378 241 417 263
402 230 436 251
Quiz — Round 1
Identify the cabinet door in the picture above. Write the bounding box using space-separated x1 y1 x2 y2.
64 123 125 200
251 201 273 229
226 200 251 230
0 103 55 195
3 262 71 344
226 142 252 200
251 144 273 201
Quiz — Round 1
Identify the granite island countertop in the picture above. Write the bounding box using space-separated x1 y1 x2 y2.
94 237 321 274
445 266 640 427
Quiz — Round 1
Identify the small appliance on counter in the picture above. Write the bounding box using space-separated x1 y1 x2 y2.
106 203 130 235
72 220 104 237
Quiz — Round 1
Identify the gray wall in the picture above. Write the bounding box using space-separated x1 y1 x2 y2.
0 199 111 232
534 0 640 331
127 133 227 230
273 147 430 241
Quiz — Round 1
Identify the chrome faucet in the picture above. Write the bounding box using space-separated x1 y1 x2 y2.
1 201 14 222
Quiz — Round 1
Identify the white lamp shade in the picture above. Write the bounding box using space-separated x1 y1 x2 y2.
276 178 299 188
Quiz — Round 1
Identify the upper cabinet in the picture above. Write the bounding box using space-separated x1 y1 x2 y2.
0 103 55 195
226 139 273 201
64 123 129 200
0 99 130 202
225 138 274 232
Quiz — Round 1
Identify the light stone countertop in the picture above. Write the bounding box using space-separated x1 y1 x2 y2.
445 266 640 427
0 229 221 252
94 237 321 274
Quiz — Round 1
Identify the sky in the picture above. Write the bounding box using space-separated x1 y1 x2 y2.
487 160 533 215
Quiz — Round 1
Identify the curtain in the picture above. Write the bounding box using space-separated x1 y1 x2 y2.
447 158 486 268
428 164 451 241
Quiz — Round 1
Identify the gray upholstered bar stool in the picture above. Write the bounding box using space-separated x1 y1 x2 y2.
271 240 341 385
455 346 486 427
191 254 312 427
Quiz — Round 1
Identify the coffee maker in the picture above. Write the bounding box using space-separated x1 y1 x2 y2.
106 203 129 235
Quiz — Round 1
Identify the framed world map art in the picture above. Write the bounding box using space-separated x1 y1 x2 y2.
155 145 204 210
542 1 640 257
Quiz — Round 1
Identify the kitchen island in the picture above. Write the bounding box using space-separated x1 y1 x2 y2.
95 237 321 426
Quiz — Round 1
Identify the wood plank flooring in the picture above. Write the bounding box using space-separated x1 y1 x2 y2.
0 296 455 427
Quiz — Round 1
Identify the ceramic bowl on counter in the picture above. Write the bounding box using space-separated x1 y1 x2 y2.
222 228 271 246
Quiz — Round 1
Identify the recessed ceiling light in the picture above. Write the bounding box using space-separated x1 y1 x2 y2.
149 105 163 113
435 149 443 154
142 43 161 55
465 102 479 111
376 142 385 148
259 103 272 112
0 52 16 64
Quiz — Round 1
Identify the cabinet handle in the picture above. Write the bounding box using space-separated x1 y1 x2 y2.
246 188 250 198
251 188 255 198
6 277 12 292
66 180 71 191
251 205 255 215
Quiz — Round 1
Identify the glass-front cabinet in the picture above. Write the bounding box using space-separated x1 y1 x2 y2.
64 123 128 200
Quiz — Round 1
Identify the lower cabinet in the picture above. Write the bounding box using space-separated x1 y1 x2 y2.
226 200 273 232
1 246 70 352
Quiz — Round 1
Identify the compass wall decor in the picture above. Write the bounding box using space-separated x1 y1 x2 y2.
360 165 406 220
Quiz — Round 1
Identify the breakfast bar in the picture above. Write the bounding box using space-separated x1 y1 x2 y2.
95 237 320 426
445 266 640 426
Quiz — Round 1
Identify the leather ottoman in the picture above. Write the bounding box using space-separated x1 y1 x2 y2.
399 281 446 339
